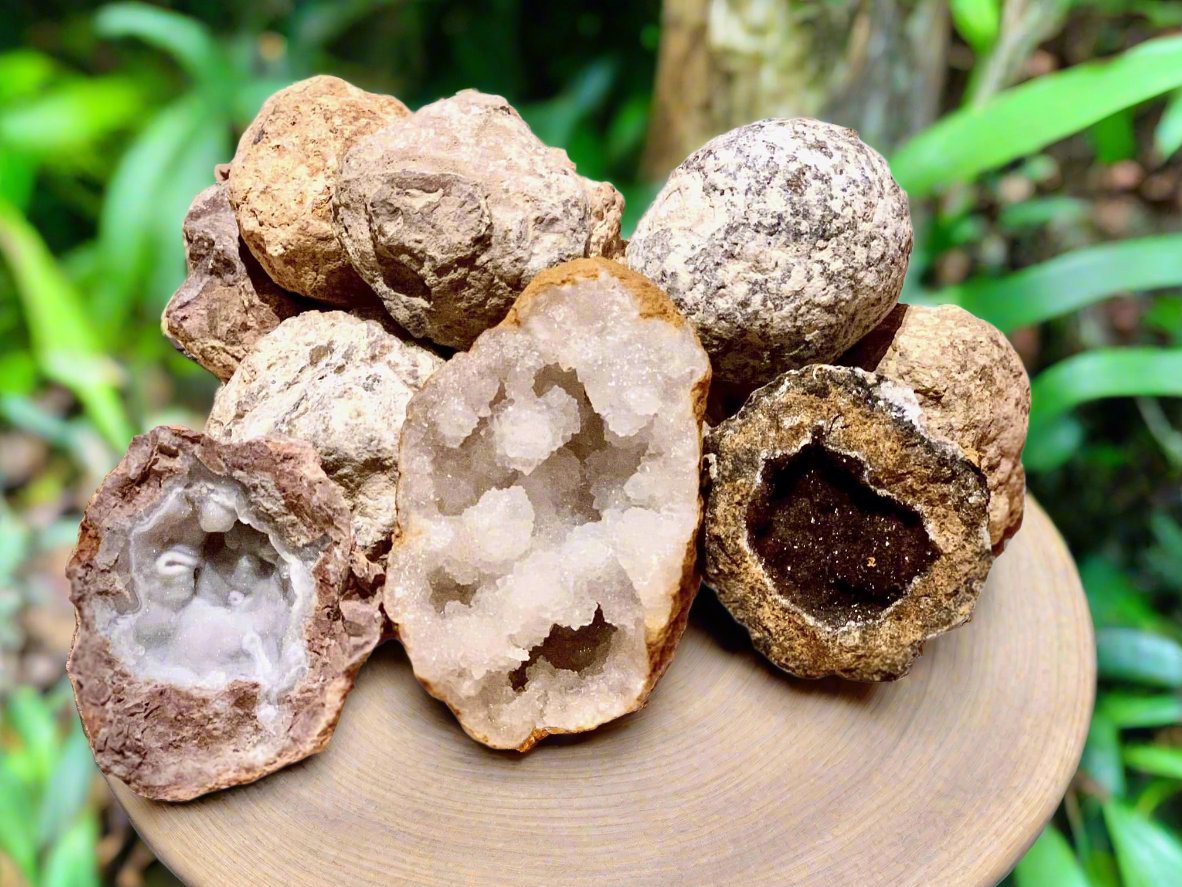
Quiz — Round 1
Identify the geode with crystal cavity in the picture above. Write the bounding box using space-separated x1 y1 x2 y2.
67 426 380 801
626 118 911 387
841 304 1030 553
385 257 710 750
333 90 625 349
704 365 992 681
162 184 309 382
228 75 409 305
206 312 443 581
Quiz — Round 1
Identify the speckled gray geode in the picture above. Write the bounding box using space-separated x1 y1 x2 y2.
627 118 912 386
162 184 309 382
332 90 625 349
704 365 991 681
206 312 443 578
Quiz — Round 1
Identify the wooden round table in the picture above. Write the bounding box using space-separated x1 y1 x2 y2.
112 499 1095 886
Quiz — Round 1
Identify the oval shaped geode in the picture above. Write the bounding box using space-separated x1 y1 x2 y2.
704 366 992 681
384 258 710 750
67 426 381 801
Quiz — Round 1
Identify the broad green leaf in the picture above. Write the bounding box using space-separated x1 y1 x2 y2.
0 350 37 396
520 59 616 150
0 78 145 161
1124 745 1182 780
893 35 1182 197
1096 628 1182 689
998 196 1089 232
1024 414 1084 477
0 49 57 104
1090 108 1137 165
0 147 36 209
1101 692 1182 729
0 198 133 449
39 813 99 887
0 764 37 883
36 720 97 848
1102 801 1182 887
951 0 1000 54
928 236 1182 332
1015 825 1090 887
4 686 60 784
1079 555 1166 632
1081 709 1126 797
1156 89 1182 159
95 3 230 93
1026 349 1182 471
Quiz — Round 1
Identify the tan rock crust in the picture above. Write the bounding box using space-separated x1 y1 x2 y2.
385 258 709 750
227 75 409 305
67 426 381 801
162 184 310 382
626 118 912 386
842 304 1030 552
704 365 992 681
333 90 625 349
206 312 443 580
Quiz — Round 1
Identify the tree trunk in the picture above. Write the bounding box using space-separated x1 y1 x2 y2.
643 0 950 178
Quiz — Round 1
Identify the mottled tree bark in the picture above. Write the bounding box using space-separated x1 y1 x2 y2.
643 0 950 177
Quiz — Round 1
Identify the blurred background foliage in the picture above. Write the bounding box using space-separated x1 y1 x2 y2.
1 0 1181 884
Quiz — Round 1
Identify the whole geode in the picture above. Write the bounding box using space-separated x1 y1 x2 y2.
162 184 309 382
333 90 625 349
227 75 409 305
842 304 1031 552
67 426 380 801
206 311 443 580
704 365 992 681
627 118 912 387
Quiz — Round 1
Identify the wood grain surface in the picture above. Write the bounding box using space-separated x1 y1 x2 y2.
112 498 1095 887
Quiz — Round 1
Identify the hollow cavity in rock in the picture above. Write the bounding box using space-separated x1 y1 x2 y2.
747 442 939 626
100 474 315 698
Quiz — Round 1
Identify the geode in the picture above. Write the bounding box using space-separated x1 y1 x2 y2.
67 426 381 801
842 304 1031 552
627 118 911 388
704 366 992 681
162 184 309 382
385 258 710 750
206 312 443 582
333 90 625 349
227 75 409 305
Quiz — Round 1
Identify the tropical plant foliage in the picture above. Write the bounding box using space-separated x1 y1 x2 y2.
2 1 1181 884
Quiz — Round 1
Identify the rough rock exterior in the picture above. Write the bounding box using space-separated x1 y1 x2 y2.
841 304 1030 552
385 258 710 750
206 312 443 581
67 426 381 801
705 366 992 681
162 184 309 382
333 90 626 349
227 76 409 305
627 118 912 387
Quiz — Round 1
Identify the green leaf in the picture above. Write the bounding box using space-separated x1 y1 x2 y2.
0 764 37 884
1079 555 1166 632
0 49 58 104
3 686 60 784
1026 349 1182 471
1156 89 1182 159
1024 415 1085 476
1124 745 1182 780
951 0 1000 54
928 236 1182 332
1082 709 1126 797
39 813 99 887
36 720 97 849
1101 692 1182 729
998 196 1089 232
1090 108 1137 165
95 2 229 93
1102 801 1182 887
1096 628 1182 689
893 34 1182 197
1015 825 1090 887
0 77 145 162
0 198 133 449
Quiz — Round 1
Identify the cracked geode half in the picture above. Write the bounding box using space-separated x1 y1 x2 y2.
67 426 381 801
385 258 710 750
704 366 992 681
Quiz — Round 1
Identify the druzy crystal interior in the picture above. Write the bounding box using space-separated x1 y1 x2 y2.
747 442 939 626
100 472 314 712
386 264 708 749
